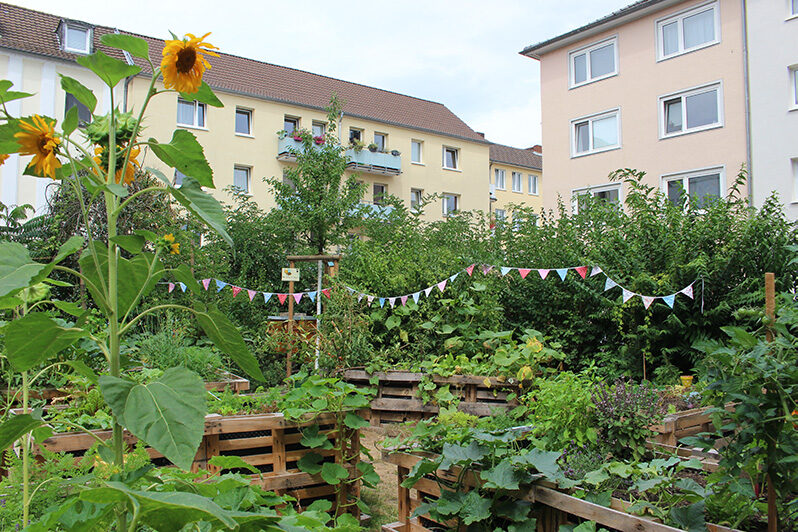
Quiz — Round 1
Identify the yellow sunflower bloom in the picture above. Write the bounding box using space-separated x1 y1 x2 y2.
161 32 219 93
92 145 141 185
170 242 180 255
15 115 62 179
163 233 175 243
0 154 9 166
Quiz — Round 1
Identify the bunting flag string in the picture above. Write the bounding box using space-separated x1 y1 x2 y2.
160 263 700 312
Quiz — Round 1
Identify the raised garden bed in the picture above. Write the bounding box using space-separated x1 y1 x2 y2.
204 370 250 393
648 403 735 449
343 369 520 425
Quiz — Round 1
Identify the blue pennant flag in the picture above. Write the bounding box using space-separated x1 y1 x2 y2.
556 268 568 281
307 291 317 302
216 280 227 292
412 292 421 304
178 282 187 292
263 292 273 304
662 294 675 308
449 272 459 282
604 278 618 291
379 298 385 308
328 261 335 267
500 267 512 276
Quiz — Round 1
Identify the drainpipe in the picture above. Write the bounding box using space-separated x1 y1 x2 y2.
741 0 753 205
115 29 135 113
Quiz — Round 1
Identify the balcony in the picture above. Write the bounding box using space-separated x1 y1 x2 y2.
276 137 401 176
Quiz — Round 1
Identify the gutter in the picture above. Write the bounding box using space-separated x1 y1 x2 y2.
740 0 753 205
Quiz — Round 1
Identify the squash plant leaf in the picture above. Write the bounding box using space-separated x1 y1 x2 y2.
296 452 323 475
439 441 487 470
669 501 706 532
480 460 520 490
460 490 491 525
320 462 349 485
343 413 369 430
207 455 259 475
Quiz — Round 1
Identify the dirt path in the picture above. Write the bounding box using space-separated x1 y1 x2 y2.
360 427 399 531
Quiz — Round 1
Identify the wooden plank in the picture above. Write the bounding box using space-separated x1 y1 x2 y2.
372 398 439 413
217 435 273 452
272 428 286 474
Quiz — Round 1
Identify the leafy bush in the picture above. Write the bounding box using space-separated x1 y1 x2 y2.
129 326 225 381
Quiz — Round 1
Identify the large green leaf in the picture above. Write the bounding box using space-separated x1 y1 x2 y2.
172 263 202 295
0 414 43 450
0 81 32 105
59 75 97 112
99 368 206 470
158 173 233 248
460 490 491 525
669 501 706 532
320 462 349 485
179 81 223 108
75 51 140 88
3 312 87 371
0 242 46 298
296 452 324 475
192 302 264 381
439 441 486 470
0 120 21 154
99 34 150 60
512 448 562 481
480 460 519 490
207 455 259 475
148 130 214 188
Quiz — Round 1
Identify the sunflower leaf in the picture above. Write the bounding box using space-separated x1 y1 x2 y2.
164 176 233 248
147 130 213 188
180 82 223 108
99 34 150 61
0 81 33 105
62 106 78 137
59 75 97 113
75 51 140 89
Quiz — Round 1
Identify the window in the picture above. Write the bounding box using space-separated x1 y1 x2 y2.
65 93 91 126
494 169 506 190
410 188 423 211
282 169 296 191
569 37 617 87
790 66 798 109
235 108 252 135
349 128 362 142
572 183 622 212
657 2 719 60
442 194 459 216
174 169 186 187
233 166 250 193
312 122 326 137
793 159 798 202
177 98 206 128
572 109 620 156
284 117 299 134
374 133 387 151
373 184 387 205
660 82 722 137
63 24 91 54
494 209 506 221
411 140 423 163
663 168 722 207
511 172 523 193
792 0 798 16
443 147 459 170
529 174 539 195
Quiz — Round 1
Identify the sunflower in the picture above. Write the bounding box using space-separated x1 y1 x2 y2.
92 145 141 185
161 32 219 93
170 242 180 255
15 115 62 179
0 154 9 166
163 233 175 243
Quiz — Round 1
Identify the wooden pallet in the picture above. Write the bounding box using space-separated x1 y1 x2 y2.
343 370 521 426
649 403 735 448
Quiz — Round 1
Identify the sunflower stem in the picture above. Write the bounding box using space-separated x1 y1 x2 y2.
119 71 159 192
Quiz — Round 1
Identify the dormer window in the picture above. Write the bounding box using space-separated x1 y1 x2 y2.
63 23 91 54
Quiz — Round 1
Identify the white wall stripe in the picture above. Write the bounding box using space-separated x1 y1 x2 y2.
1 54 23 208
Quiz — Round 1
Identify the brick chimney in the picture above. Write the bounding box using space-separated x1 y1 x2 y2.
475 132 485 138
527 144 542 154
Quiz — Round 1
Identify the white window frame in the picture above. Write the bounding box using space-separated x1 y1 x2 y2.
511 171 523 193
494 209 506 221
373 183 387 205
442 193 459 216
442 146 460 170
63 23 92 54
177 98 206 128
284 116 300 134
494 169 506 190
233 165 251 194
570 108 621 157
571 182 622 213
529 174 539 195
410 188 423 211
789 0 798 19
568 36 618 88
656 1 720 61
312 121 326 137
661 165 725 205
374 133 387 151
789 65 798 111
349 128 363 142
792 158 798 203
658 81 723 138
411 140 423 164
235 108 252 136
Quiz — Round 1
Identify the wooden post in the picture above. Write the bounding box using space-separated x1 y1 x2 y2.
397 465 410 524
287 260 295 379
764 272 777 532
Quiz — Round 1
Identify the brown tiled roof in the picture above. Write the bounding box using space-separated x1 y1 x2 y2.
0 3 488 144
489 143 542 171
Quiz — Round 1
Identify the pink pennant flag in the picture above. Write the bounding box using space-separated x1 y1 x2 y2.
322 288 331 299
622 289 635 303
367 295 375 306
231 286 242 298
482 265 494 275
293 293 303 304
277 293 288 305
201 278 211 290
518 268 532 279
538 269 550 280
437 280 447 292
642 296 656 309
574 266 588 279
401 295 408 306
247 289 257 301
168 283 175 293
681 285 694 299
466 264 475 276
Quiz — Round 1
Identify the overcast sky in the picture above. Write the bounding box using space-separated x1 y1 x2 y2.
25 0 631 148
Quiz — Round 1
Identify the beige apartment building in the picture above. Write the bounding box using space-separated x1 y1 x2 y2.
521 0 749 213
0 3 509 222
488 143 543 222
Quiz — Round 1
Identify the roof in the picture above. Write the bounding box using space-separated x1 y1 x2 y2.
489 143 542 171
520 0 681 58
0 3 488 144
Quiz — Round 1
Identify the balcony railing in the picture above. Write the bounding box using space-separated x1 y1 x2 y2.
276 137 401 176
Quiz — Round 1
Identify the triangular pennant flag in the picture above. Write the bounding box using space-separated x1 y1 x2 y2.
277 293 288 305
500 267 512 277
167 283 175 293
247 289 256 301
388 297 396 308
538 269 550 279
662 294 675 308
201 278 211 290
401 295 408 306
379 298 385 307
178 282 187 292
322 288 331 299
263 292 273 304
231 286 242 298
642 296 655 309
574 266 588 279
482 265 494 275
367 295 375 306
556 268 568 281
604 278 618 291
622 289 634 303
424 286 434 297
293 293 303 304
346 287 355 294
412 292 421 304
216 280 227 292
357 293 364 303
518 268 532 279
590 266 603 277
466 264 475 276
307 291 317 302
449 272 459 282
681 285 694 299
437 280 447 292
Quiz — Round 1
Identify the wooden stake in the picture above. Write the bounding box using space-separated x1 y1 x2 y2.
764 272 777 532
287 260 295 379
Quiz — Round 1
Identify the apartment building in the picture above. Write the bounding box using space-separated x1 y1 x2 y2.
0 3 495 221
521 0 750 214
488 143 542 222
